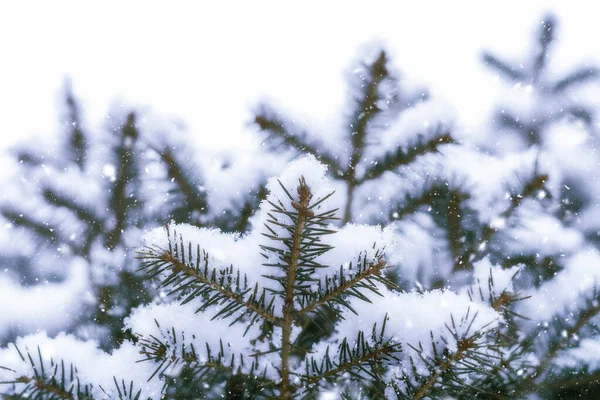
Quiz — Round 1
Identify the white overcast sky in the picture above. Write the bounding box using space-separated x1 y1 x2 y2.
0 1 598 151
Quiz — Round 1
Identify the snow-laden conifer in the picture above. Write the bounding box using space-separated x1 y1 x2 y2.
0 157 513 399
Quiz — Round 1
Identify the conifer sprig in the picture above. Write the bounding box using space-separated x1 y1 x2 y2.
296 251 396 318
253 106 343 176
136 323 258 385
148 145 209 226
133 175 398 398
301 315 400 387
482 13 599 145
0 345 93 400
517 288 600 396
453 171 548 272
392 311 501 399
137 227 278 328
361 130 455 184
254 48 453 223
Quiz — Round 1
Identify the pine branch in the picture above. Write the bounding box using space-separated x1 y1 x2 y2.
280 177 313 399
63 79 87 169
519 290 600 396
343 50 393 223
106 112 139 250
453 173 548 272
0 345 93 399
253 104 343 175
297 255 394 317
300 316 400 389
532 14 556 83
397 312 500 399
481 53 525 82
154 147 208 217
137 238 279 327
359 130 455 184
1 208 62 245
553 67 599 93
136 323 260 388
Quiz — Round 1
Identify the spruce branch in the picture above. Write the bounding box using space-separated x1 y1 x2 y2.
532 14 556 83
297 254 395 318
279 177 314 399
518 289 600 396
412 336 479 400
42 188 102 231
136 322 259 386
447 191 463 263
553 67 599 93
137 232 279 328
1 208 62 245
63 79 87 169
0 345 93 400
453 172 548 272
391 179 470 222
556 105 594 125
397 312 500 400
543 369 600 392
346 50 390 173
106 112 139 250
300 316 400 389
481 53 526 82
14 148 46 167
483 12 599 147
41 188 103 253
342 50 394 223
152 146 208 221
99 377 144 400
496 111 526 131
360 130 455 184
254 47 448 224
253 104 342 175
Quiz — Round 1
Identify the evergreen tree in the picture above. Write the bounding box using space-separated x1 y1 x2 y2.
253 44 453 225
0 81 266 350
479 13 600 398
2 13 600 400
0 158 528 399
481 13 598 149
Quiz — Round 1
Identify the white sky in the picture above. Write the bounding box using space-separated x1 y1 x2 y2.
0 1 598 150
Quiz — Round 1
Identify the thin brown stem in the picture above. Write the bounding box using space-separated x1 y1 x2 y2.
300 345 396 387
342 183 355 225
298 258 387 316
280 178 312 399
413 337 476 400
16 376 74 399
160 251 280 326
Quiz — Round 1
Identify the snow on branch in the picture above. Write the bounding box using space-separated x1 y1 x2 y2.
0 157 509 399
